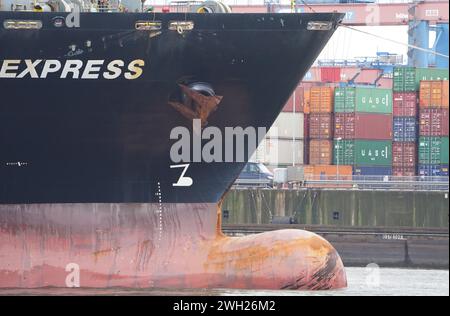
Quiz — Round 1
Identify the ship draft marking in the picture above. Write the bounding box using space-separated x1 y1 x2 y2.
170 164 193 187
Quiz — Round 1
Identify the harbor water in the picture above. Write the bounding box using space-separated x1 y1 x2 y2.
0 268 448 296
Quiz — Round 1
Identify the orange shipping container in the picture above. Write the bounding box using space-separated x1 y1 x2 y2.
309 87 334 113
309 140 333 165
303 88 311 114
304 165 353 179
444 80 449 108
304 165 353 188
419 80 449 109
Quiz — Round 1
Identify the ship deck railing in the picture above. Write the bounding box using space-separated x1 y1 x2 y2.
168 0 205 12
94 4 121 12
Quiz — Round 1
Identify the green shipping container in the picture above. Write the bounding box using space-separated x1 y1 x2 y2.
415 68 449 90
334 87 356 113
393 67 449 92
334 87 392 114
333 140 355 165
393 67 416 92
418 137 449 164
442 137 449 164
334 140 392 166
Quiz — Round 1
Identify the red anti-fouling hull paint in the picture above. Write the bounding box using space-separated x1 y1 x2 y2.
0 203 347 290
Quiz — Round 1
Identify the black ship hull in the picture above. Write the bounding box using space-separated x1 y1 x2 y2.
0 12 341 204
0 12 347 290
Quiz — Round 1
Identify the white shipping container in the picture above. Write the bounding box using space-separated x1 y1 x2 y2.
273 168 288 184
287 166 305 182
267 112 304 140
252 138 304 167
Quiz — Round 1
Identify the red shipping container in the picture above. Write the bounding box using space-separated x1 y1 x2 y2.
392 166 416 177
419 108 448 136
334 113 392 140
376 77 393 89
392 142 417 168
334 113 355 139
355 113 393 140
300 82 341 91
354 68 382 85
320 67 341 83
393 92 418 117
309 113 333 139
303 67 322 82
339 67 360 82
283 86 303 113
300 82 320 91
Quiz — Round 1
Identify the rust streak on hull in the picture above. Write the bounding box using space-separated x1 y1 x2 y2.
0 203 347 290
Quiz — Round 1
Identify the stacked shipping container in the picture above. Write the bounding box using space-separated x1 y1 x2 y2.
392 70 419 176
253 112 305 168
305 87 334 165
333 87 393 175
418 80 449 176
392 142 417 176
255 66 450 180
393 67 449 176
306 66 392 86
393 67 449 92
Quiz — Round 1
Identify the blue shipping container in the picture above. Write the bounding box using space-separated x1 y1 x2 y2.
353 166 393 176
418 164 447 176
393 117 417 142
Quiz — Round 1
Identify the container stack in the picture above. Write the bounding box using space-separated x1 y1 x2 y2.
306 87 334 165
257 66 450 179
333 87 393 175
418 80 449 176
393 67 449 93
392 69 419 176
252 85 305 169
393 67 449 176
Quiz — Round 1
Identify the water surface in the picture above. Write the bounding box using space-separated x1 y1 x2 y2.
0 268 448 296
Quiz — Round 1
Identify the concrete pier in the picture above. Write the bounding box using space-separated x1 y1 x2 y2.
223 189 449 228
